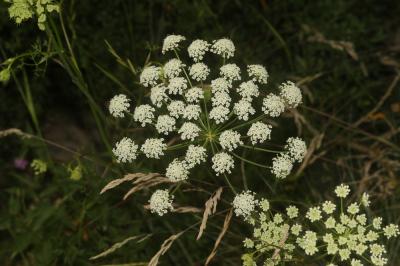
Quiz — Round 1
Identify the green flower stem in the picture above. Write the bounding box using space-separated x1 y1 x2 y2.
167 142 191 151
229 114 266 131
223 173 237 194
230 152 270 169
240 144 281 153
208 141 236 194
46 15 112 155
241 149 248 190
216 115 237 133
201 81 211 131
173 49 209 130
173 49 193 87
170 183 182 195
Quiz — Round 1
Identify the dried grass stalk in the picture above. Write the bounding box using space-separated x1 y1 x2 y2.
123 176 172 200
205 209 233 265
100 173 161 194
196 187 223 240
172 206 202 213
148 232 184 266
90 234 151 260
271 226 289 259
296 133 324 175
0 128 28 138
304 25 359 61
143 204 202 213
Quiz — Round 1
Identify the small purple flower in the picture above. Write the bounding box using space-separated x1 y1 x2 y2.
14 158 29 170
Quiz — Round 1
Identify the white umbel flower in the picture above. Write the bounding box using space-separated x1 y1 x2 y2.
209 106 230 124
220 63 241 81
112 137 138 163
211 38 235 59
155 115 176 135
233 191 258 218
150 85 168 107
279 81 302 108
141 138 167 159
133 104 155 126
297 231 318 255
219 130 243 151
189 63 210 81
212 91 231 107
166 159 189 182
178 122 201 141
212 152 234 175
140 66 160 87
163 58 185 78
247 122 272 145
306 207 322 222
109 94 130 118
286 205 299 218
167 100 185 118
383 224 400 239
247 64 269 84
187 39 209 62
183 104 201 120
285 137 307 162
162 34 186 54
322 201 336 214
149 189 174 216
262 93 285 117
185 87 204 103
271 154 293 179
237 81 259 100
211 77 231 93
361 192 370 207
334 184 350 198
184 145 207 168
168 77 188 95
233 99 255 121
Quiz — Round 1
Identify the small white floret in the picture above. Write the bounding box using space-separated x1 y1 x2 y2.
162 34 186 54
212 152 234 175
211 38 235 59
141 138 167 159
140 66 160 87
112 137 138 163
109 94 130 118
149 189 174 216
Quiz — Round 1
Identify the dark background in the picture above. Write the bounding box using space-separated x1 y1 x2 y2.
1 0 400 265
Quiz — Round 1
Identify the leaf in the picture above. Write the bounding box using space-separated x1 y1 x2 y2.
196 187 223 240
90 234 151 260
148 232 184 266
205 209 233 265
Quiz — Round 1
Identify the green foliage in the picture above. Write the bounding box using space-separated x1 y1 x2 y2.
1 0 399 265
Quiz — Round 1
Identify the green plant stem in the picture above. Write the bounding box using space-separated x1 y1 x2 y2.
228 114 266 131
230 152 270 169
12 69 51 161
46 15 112 154
240 144 280 153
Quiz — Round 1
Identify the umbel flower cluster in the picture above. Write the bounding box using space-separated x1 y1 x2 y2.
236 185 399 266
6 0 60 30
108 35 307 216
